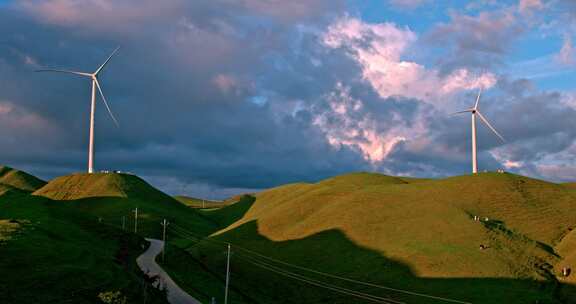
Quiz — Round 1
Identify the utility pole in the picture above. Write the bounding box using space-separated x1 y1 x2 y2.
224 243 231 304
161 219 169 262
133 207 139 234
202 199 205 209
122 216 126 231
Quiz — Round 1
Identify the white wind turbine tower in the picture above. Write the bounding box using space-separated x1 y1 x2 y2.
453 88 505 174
37 47 120 174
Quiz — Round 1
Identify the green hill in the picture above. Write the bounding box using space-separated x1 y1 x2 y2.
163 172 576 304
33 172 219 238
0 186 168 304
1 169 222 303
0 183 17 196
175 195 229 209
34 172 173 201
0 165 46 192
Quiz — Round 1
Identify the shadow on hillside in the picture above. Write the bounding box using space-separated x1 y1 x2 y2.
202 194 256 229
194 221 576 304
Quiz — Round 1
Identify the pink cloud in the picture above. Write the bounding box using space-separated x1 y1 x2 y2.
322 16 496 103
213 74 238 94
518 0 543 14
311 83 425 163
18 0 186 33
0 101 56 134
556 34 576 66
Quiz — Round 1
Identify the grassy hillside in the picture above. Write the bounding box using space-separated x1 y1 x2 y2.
34 172 219 238
0 165 46 192
175 195 229 209
200 194 256 228
163 172 576 304
0 189 167 304
1 169 221 303
34 172 172 201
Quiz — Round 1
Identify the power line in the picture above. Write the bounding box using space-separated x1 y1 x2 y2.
169 226 402 304
235 253 404 304
232 243 472 304
169 224 471 304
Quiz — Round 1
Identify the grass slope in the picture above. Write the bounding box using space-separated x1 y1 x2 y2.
165 172 576 304
0 165 46 192
175 196 229 209
34 172 172 201
2 169 220 303
0 190 167 304
34 172 219 238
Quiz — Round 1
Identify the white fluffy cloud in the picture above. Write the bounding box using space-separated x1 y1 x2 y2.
312 83 417 163
322 16 496 103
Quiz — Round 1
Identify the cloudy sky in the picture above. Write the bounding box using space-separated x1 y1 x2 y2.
1 0 576 198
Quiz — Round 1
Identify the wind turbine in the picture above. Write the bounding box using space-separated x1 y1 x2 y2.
37 47 120 174
453 88 505 174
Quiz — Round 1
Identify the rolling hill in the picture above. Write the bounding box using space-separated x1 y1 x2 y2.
32 172 219 238
163 172 576 304
0 165 46 192
0 169 169 304
6 166 576 303
175 195 229 209
34 172 173 201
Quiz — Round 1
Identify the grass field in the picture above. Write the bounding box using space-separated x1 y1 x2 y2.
0 189 168 304
175 195 230 209
0 170 218 303
162 172 576 304
4 167 576 304
0 165 46 192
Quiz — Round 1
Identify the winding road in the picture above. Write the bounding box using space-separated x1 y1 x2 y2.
137 238 202 304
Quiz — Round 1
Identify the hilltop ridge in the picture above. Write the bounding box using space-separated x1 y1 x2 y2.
172 171 576 303
0 165 46 192
33 172 176 202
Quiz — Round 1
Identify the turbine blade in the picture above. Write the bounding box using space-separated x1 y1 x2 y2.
474 87 483 109
476 111 505 142
94 79 119 127
94 46 120 75
450 109 473 115
35 68 92 77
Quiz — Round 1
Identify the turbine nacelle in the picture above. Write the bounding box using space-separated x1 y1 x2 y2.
452 88 505 143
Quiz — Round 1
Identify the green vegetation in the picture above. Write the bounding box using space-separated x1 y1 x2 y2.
98 291 128 304
0 165 46 192
34 172 172 201
5 166 576 304
162 172 576 304
175 195 229 209
200 194 256 228
0 189 167 304
0 170 216 303
33 172 219 238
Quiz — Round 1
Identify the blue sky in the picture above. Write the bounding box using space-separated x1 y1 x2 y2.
1 0 576 198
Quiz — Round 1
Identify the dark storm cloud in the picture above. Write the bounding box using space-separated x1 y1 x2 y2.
2 0 576 198
1 0 372 193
